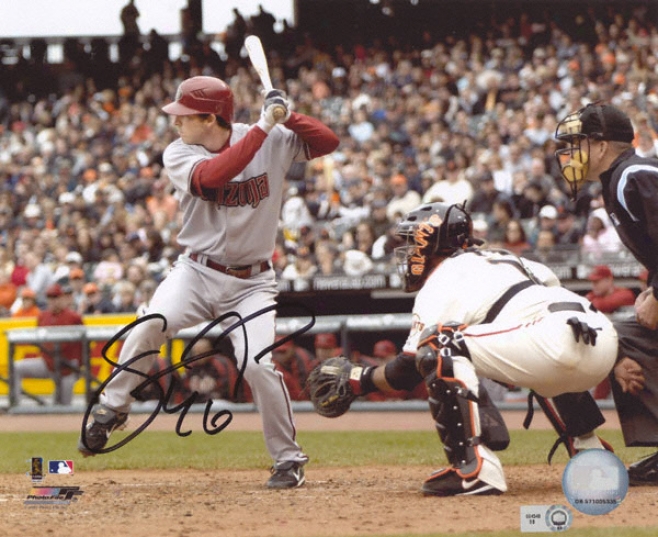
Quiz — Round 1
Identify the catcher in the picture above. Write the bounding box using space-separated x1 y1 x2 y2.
308 201 618 496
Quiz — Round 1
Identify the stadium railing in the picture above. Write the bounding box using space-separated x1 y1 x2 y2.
3 312 617 412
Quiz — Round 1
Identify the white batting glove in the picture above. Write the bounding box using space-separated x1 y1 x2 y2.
262 89 292 123
256 105 278 133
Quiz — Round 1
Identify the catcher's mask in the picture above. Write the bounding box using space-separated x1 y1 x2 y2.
394 202 477 293
554 102 634 199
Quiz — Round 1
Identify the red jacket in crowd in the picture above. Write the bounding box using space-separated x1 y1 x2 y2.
37 307 84 375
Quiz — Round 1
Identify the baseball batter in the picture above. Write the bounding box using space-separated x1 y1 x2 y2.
78 75 339 490
308 202 618 496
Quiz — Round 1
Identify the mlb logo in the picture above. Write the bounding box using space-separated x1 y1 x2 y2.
48 460 74 475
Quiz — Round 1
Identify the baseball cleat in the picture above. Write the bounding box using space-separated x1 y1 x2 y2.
266 461 306 489
77 404 128 457
421 467 505 496
422 447 507 497
628 451 658 486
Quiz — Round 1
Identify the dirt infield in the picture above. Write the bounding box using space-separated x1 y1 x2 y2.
2 410 657 537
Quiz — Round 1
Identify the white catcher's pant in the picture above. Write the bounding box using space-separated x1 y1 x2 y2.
464 308 618 398
101 256 307 466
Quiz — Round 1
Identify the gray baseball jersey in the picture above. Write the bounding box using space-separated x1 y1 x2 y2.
164 123 306 264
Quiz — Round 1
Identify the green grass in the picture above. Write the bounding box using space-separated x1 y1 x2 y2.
2 428 655 473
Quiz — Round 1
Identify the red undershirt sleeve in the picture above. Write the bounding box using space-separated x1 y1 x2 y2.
190 114 338 200
283 112 340 159
191 127 268 199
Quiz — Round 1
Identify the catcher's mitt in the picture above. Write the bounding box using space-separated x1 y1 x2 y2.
307 356 359 418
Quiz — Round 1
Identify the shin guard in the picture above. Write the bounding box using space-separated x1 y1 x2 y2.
423 354 508 495
427 354 483 477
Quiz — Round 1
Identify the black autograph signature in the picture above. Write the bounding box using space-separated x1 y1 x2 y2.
79 302 315 454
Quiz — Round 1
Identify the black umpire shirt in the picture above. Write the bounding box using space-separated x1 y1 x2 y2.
600 148 658 298
600 148 658 446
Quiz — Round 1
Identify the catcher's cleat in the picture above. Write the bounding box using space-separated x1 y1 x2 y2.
422 446 507 497
628 451 658 486
77 404 128 457
266 461 306 490
422 468 504 497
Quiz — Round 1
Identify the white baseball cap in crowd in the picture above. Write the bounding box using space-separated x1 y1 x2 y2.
66 251 83 264
539 205 558 219
59 192 76 205
343 249 374 277
24 204 41 218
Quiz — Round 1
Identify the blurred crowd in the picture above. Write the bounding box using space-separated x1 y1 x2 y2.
1 2 657 325
139 332 427 404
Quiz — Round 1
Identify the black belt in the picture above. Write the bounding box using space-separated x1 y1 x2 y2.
484 281 596 324
189 253 270 279
547 302 586 314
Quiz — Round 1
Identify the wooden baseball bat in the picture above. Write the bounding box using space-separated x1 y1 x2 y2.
244 35 286 121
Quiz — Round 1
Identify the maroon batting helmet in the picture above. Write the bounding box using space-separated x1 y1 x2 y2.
162 76 234 124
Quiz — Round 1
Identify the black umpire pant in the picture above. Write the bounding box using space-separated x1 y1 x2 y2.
612 317 658 447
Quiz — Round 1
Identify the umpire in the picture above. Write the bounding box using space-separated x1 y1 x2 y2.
556 102 658 485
